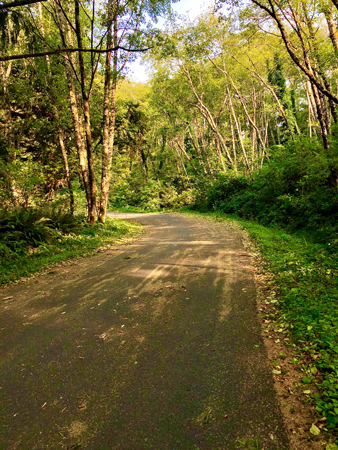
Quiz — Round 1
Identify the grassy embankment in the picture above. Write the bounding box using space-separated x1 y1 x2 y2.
184 209 338 434
0 211 143 286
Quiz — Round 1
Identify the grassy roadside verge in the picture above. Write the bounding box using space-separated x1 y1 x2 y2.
0 218 143 286
183 210 338 439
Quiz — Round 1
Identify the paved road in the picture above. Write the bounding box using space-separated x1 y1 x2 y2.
0 213 289 449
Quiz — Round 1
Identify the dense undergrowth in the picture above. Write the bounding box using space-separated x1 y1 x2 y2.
0 206 142 285
110 178 197 211
196 137 338 250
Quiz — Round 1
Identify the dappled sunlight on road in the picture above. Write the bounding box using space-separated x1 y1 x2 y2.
0 213 288 450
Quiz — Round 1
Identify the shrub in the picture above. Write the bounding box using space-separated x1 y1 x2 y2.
200 138 338 246
110 179 196 211
0 208 53 252
41 205 80 233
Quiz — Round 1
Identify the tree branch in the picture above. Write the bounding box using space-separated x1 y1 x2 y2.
251 0 338 105
0 0 46 8
0 45 152 61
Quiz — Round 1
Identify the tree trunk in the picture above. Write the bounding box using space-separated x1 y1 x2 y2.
176 140 199 174
98 0 118 223
74 0 97 224
39 3 74 212
0 13 19 206
325 7 338 53
174 142 191 184
148 147 160 183
226 86 251 173
196 121 215 179
188 129 208 176
55 3 91 214
181 65 234 168
215 138 226 173
311 81 330 150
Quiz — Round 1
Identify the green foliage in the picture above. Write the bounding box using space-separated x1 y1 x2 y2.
0 211 142 285
0 206 80 253
204 138 338 247
40 205 80 234
0 207 53 252
267 54 286 102
111 178 196 211
242 221 338 429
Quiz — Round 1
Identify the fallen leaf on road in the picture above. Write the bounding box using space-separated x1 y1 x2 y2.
224 414 228 419
310 424 320 435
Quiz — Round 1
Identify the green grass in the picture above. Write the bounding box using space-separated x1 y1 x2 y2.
110 205 149 213
0 218 143 286
110 205 174 214
183 210 338 431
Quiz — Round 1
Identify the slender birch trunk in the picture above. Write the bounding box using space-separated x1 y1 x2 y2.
98 0 118 222
175 159 186 189
188 129 208 175
197 121 215 179
174 142 191 184
228 109 237 167
0 13 19 205
215 138 227 173
55 3 91 213
176 140 199 174
39 4 74 212
148 147 160 183
74 0 97 223
226 86 251 174
180 65 234 168
325 7 338 53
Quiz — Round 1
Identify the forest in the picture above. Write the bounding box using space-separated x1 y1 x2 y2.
2 0 338 442
2 0 338 233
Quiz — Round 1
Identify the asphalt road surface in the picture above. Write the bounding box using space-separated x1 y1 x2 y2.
0 213 289 450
